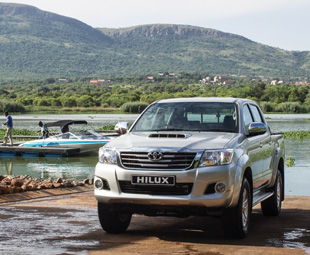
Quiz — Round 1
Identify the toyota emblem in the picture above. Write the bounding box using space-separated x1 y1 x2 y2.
147 151 163 161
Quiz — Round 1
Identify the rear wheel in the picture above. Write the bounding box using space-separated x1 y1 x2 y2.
98 202 132 233
222 177 251 238
261 170 283 216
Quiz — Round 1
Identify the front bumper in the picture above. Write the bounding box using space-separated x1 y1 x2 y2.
94 161 237 209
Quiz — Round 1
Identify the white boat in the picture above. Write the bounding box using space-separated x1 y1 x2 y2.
21 120 111 154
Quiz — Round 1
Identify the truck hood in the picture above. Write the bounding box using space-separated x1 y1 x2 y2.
106 132 240 150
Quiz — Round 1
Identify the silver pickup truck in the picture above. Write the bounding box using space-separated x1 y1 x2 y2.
94 97 285 238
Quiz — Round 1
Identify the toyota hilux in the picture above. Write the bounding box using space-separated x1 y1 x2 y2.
94 97 285 238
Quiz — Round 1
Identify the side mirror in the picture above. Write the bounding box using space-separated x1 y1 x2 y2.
114 122 129 135
248 122 267 136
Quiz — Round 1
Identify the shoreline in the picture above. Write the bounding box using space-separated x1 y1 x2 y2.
0 174 94 196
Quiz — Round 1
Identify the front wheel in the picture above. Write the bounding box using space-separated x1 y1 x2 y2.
261 170 283 216
222 177 251 238
98 202 132 234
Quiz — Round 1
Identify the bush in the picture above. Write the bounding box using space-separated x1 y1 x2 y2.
0 99 25 113
76 95 95 107
259 102 275 113
120 102 149 113
277 102 306 113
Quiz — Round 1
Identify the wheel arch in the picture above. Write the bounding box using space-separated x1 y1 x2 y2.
230 153 253 208
278 157 285 201
243 167 253 211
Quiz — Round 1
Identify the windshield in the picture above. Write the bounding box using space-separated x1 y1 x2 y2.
132 102 238 132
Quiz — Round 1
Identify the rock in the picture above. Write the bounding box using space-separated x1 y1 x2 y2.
0 175 88 194
21 184 29 191
56 178 63 183
53 183 61 188
13 186 23 193
46 183 53 189
6 186 14 194
11 178 24 187
72 181 79 186
0 184 8 194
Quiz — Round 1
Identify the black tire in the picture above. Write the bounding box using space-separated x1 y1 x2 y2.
222 177 251 238
261 170 283 216
98 202 132 234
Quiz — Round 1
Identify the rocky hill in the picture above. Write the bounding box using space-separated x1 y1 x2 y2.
0 3 309 81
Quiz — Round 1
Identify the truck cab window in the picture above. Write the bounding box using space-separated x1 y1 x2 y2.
243 105 253 132
249 104 264 123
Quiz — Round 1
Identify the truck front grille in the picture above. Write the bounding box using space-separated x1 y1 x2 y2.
119 181 193 195
119 151 196 170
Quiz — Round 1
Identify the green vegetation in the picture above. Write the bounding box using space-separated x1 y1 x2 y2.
2 77 310 114
286 158 296 167
97 124 116 131
283 130 310 141
0 128 37 141
0 99 25 113
0 3 310 81
120 102 149 113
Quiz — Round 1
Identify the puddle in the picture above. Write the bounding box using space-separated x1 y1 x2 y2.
268 228 310 254
0 205 100 255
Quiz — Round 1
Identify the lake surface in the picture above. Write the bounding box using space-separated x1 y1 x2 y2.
0 114 310 196
6 113 140 131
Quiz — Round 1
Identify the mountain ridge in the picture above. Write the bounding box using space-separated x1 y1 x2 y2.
98 24 253 42
0 3 309 81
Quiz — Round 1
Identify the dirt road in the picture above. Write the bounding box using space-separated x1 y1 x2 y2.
0 187 309 255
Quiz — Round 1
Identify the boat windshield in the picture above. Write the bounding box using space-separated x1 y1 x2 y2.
131 102 238 133
53 130 108 140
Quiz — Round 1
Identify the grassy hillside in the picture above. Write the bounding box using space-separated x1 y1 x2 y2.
99 24 309 77
0 3 114 79
0 3 309 81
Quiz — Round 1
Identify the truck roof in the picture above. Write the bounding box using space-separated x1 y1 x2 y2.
155 97 253 104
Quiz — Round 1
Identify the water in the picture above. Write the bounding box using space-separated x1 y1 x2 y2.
0 114 310 196
1 155 98 181
5 113 140 131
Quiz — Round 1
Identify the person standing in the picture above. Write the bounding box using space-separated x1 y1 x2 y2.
38 121 49 139
3 112 13 146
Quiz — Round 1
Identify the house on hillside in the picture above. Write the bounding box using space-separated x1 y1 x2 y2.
90 79 110 86
295 81 309 85
223 81 234 85
200 77 211 84
145 76 154 82
271 80 284 85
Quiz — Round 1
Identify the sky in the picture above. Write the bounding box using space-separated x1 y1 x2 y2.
1 0 310 51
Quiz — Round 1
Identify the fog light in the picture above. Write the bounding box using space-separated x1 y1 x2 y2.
95 178 103 189
215 183 226 193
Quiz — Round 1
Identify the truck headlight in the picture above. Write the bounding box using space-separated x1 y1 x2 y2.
99 147 117 164
199 149 233 167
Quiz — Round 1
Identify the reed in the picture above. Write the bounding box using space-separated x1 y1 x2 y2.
283 130 310 141
120 102 149 113
0 99 25 113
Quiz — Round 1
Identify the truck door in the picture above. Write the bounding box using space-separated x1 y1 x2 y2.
248 104 273 186
243 105 264 189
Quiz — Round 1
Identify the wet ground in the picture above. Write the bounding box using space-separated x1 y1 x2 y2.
0 188 309 255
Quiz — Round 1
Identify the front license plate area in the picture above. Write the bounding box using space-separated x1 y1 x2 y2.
131 176 175 186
